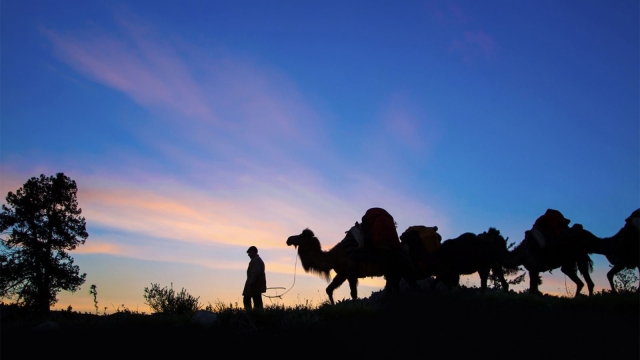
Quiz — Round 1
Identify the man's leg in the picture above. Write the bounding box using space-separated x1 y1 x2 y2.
253 295 263 310
243 295 252 311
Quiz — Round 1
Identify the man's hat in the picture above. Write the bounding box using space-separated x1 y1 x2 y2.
247 246 258 253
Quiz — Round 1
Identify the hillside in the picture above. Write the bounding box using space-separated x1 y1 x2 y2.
2 284 638 360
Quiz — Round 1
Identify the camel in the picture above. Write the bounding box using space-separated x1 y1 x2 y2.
408 227 513 292
286 227 414 305
505 226 595 297
564 208 639 293
398 225 442 283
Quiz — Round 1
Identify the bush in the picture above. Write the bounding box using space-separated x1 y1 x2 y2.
613 267 639 293
143 283 202 316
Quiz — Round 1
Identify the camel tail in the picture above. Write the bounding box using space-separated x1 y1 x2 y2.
577 255 594 274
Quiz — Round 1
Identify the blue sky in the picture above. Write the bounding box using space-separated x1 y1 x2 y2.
1 0 638 312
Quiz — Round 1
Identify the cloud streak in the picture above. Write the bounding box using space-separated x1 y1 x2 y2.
41 13 322 150
42 24 214 122
451 30 498 62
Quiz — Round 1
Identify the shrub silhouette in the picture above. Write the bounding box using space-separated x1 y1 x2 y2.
613 267 639 293
143 283 202 315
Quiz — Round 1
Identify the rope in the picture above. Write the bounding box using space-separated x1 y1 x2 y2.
263 252 298 299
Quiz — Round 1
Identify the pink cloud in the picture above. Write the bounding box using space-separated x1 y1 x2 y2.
447 3 468 24
354 92 443 188
425 0 468 24
43 27 214 122
379 92 435 152
41 13 328 167
74 240 124 256
450 30 498 62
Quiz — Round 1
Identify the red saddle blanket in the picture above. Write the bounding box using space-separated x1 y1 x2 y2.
362 207 401 249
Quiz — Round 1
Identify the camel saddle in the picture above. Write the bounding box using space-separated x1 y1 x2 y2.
403 225 441 253
531 208 571 248
361 207 401 250
347 223 365 248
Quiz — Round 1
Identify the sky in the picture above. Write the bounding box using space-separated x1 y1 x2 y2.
1 0 638 314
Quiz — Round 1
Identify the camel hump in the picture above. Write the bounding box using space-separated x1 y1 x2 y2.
404 225 441 253
362 207 400 249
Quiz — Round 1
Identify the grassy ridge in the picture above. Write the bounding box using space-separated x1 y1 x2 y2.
2 285 638 359
2 285 638 331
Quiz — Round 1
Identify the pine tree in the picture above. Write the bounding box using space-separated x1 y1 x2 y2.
0 173 88 314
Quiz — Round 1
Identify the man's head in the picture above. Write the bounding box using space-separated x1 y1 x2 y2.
247 246 258 257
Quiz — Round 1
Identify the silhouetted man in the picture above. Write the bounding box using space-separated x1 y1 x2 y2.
243 246 267 311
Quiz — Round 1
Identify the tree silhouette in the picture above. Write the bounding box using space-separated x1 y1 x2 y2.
0 173 88 315
489 237 526 290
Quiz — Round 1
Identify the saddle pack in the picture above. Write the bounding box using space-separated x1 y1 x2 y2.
402 225 441 253
361 207 401 250
531 208 571 248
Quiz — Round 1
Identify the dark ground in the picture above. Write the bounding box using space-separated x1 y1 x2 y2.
2 289 639 360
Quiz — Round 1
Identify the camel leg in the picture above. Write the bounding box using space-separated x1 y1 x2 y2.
384 274 401 302
347 276 359 302
400 263 420 292
606 263 625 294
560 264 584 297
478 268 489 293
450 274 461 291
430 276 441 291
528 270 541 295
492 266 510 292
440 273 459 292
404 276 420 292
326 273 348 305
577 259 595 296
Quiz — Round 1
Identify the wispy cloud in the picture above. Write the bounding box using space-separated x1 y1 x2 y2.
424 2 498 63
77 166 449 247
43 28 214 122
379 92 440 153
1 160 449 269
41 12 323 149
451 30 498 62
425 0 468 24
75 240 125 256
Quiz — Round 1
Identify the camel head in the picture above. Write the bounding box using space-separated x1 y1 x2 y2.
566 223 609 255
502 231 528 269
286 228 317 249
285 228 331 281
566 223 597 242
625 208 640 232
